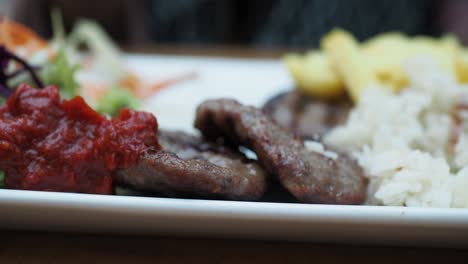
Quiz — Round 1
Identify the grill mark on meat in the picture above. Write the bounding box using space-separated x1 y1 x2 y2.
195 99 367 204
114 130 267 201
263 90 352 140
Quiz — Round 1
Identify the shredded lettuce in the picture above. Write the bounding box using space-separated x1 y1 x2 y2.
96 86 140 116
0 171 4 188
51 8 66 46
67 19 126 80
5 49 79 99
50 11 141 112
40 50 80 99
2 9 79 100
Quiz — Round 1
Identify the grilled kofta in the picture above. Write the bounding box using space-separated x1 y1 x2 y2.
115 130 267 201
263 90 352 139
195 99 367 204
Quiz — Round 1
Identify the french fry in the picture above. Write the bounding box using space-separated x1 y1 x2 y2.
436 34 459 76
283 29 464 102
361 32 410 89
322 29 380 102
362 32 408 53
284 51 344 98
456 50 468 83
363 33 459 89
411 36 458 76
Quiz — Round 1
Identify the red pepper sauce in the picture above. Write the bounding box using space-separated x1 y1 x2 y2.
0 84 160 194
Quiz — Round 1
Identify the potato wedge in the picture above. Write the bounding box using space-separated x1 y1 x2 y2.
456 50 468 83
283 51 344 98
284 29 463 102
322 29 380 102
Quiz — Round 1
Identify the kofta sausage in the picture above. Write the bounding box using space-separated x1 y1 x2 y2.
195 99 367 204
262 90 352 140
115 130 267 200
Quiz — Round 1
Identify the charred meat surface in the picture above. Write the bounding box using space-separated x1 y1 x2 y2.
195 99 367 204
115 130 267 201
263 90 352 139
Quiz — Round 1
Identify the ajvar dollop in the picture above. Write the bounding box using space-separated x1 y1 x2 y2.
0 84 160 194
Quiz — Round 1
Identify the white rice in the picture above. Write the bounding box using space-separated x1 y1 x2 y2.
325 57 468 208
304 140 339 160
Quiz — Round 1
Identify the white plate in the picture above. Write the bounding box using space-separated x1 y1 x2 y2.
2 54 468 248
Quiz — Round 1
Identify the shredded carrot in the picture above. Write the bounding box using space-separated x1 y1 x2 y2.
141 71 197 97
80 83 110 103
119 72 141 93
0 17 48 56
118 71 197 98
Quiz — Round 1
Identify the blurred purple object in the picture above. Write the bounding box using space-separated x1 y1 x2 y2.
0 45 44 99
439 0 468 45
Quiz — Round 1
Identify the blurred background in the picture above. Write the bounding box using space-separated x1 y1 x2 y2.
2 0 468 48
